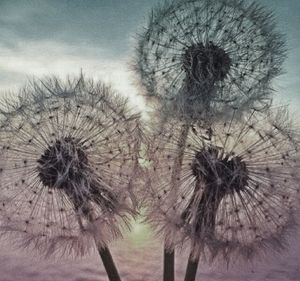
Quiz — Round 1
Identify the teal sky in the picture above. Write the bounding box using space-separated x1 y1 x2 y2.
0 0 299 111
0 2 299 280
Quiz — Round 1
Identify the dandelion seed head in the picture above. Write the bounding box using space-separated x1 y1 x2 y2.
145 108 299 264
0 75 142 257
182 42 231 85
37 137 88 189
135 0 286 121
191 147 249 195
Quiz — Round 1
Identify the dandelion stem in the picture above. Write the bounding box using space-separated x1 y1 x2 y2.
184 252 199 281
163 124 189 281
170 124 190 200
98 245 121 281
163 247 175 281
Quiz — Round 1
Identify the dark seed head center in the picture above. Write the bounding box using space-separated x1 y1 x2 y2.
37 137 88 191
182 146 248 235
192 146 248 194
182 42 231 85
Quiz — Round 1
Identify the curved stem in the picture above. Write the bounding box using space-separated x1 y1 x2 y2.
73 197 121 281
163 124 189 281
170 124 190 203
184 252 200 281
97 244 121 281
164 247 175 281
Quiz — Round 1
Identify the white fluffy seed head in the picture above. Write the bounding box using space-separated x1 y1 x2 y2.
134 0 286 123
144 108 300 265
0 75 143 257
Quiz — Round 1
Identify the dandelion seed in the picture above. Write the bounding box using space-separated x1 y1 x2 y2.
135 0 285 121
0 75 143 281
145 108 299 280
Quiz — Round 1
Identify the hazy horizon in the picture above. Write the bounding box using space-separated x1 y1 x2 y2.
0 0 299 111
0 1 299 281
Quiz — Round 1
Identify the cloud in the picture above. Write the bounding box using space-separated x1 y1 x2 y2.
0 0 298 113
0 40 145 110
0 0 159 56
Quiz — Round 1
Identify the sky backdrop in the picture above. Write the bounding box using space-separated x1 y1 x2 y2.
0 0 299 112
0 1 299 281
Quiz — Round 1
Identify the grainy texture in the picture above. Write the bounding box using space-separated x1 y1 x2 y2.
134 0 286 122
1 226 300 281
145 108 300 264
0 76 143 257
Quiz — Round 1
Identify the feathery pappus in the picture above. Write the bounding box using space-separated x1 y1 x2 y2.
145 108 300 264
135 0 286 122
0 76 143 257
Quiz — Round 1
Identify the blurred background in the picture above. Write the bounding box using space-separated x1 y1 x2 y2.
0 0 299 280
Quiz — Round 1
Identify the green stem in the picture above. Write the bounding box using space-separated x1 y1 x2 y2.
163 247 175 281
184 252 199 281
98 245 121 281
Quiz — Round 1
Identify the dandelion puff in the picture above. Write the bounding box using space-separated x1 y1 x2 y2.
145 108 300 280
134 0 286 122
0 75 143 281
